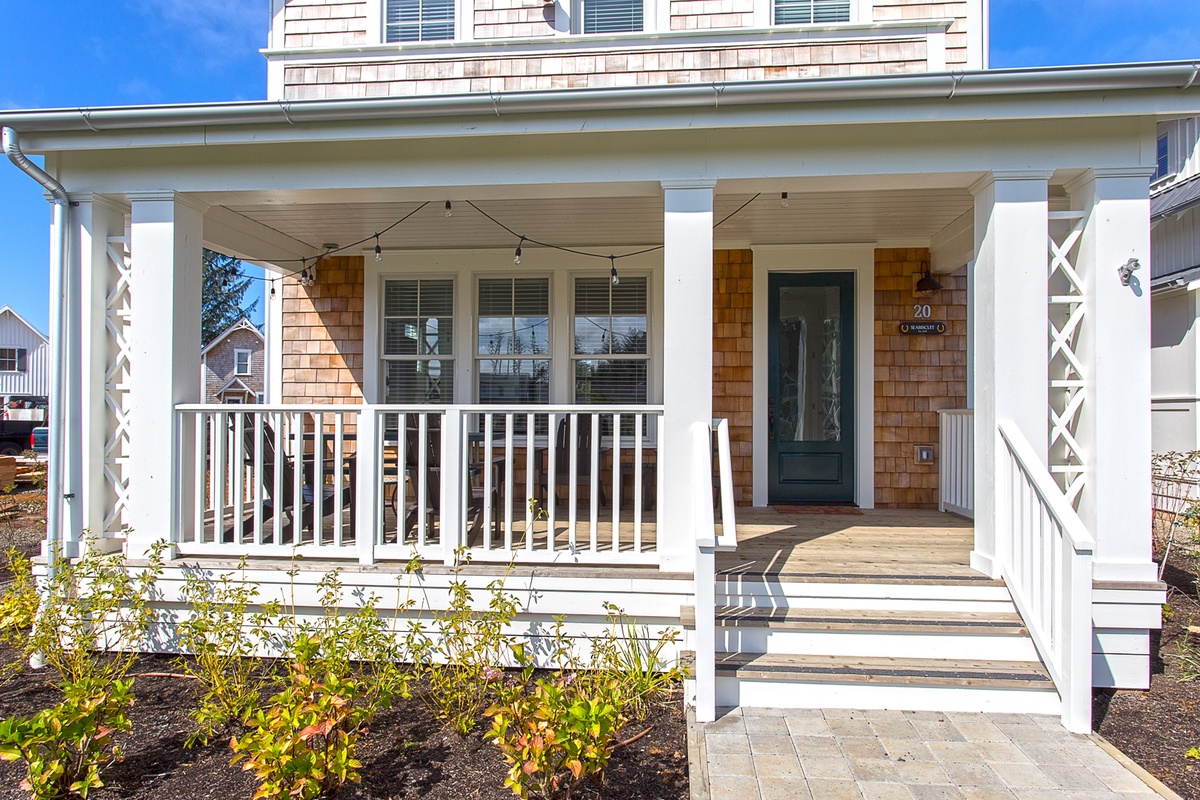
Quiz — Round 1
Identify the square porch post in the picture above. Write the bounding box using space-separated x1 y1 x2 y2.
1066 169 1156 583
970 172 1052 578
659 180 715 572
126 193 205 559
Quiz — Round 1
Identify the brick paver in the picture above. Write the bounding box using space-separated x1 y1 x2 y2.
701 709 1162 800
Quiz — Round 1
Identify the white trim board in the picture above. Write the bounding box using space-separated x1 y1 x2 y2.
751 244 876 508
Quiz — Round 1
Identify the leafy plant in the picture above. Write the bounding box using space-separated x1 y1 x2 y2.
585 603 686 722
416 549 519 735
486 674 624 799
0 677 134 800
0 548 40 638
174 559 279 746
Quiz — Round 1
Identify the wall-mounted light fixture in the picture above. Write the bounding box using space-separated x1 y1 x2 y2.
1118 257 1141 286
780 192 789 208
915 271 943 295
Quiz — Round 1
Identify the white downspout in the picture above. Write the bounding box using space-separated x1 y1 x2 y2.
3 127 71 580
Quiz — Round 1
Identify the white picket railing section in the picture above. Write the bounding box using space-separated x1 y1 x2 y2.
938 409 974 518
694 418 739 724
176 404 664 566
997 419 1095 734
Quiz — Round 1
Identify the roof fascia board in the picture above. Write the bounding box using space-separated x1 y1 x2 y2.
12 88 1200 154
0 306 50 343
201 317 265 356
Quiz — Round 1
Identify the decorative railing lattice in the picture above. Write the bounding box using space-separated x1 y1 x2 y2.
102 232 134 535
1047 210 1088 509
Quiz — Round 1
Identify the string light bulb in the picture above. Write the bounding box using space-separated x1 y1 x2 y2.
610 256 620 286
780 192 789 208
445 200 453 217
374 234 382 262
514 235 525 265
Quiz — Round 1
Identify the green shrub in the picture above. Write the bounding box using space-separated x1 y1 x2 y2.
0 676 133 799
175 559 280 746
485 674 624 800
585 603 687 722
0 548 40 646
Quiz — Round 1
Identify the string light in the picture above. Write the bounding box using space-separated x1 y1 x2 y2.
610 256 620 286
780 192 789 208
514 235 525 265
374 234 382 262
445 200 453 217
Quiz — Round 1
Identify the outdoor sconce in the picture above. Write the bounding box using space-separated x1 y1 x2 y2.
1118 258 1141 286
915 271 943 295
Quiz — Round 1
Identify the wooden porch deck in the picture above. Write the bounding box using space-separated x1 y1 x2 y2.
717 508 981 581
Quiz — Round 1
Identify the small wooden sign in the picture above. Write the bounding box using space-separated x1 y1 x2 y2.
899 322 946 335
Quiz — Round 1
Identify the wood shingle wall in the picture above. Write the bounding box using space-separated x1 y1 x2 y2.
283 0 369 48
873 248 967 508
281 256 365 405
712 250 754 507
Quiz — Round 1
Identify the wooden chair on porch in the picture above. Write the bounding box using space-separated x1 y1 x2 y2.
539 415 608 508
224 413 354 544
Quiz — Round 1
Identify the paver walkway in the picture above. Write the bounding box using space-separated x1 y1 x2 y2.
699 708 1165 800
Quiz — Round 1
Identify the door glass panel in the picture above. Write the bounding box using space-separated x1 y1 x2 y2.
777 285 842 442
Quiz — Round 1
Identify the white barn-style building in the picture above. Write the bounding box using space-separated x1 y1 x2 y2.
0 305 49 403
3 0 1197 732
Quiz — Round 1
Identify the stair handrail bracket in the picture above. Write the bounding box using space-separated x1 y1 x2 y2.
997 419 1096 734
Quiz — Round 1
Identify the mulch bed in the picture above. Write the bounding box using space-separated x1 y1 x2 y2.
0 641 688 800
1094 560 1200 799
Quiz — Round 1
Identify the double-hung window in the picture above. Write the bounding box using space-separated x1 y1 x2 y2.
0 348 25 373
582 0 643 34
234 349 252 376
773 0 850 25
573 276 648 406
385 0 455 43
477 278 551 405
382 279 455 403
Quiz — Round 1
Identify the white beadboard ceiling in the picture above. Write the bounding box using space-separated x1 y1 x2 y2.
220 188 976 258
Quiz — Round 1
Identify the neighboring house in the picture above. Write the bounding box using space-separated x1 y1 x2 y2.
3 0 1198 733
0 305 49 412
201 317 266 404
1150 117 1200 452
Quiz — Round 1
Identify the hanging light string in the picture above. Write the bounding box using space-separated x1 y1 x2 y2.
224 192 764 289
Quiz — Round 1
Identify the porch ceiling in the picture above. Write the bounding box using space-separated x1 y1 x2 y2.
215 187 976 264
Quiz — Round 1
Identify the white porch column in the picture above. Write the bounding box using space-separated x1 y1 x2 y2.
659 180 715 572
1067 169 1157 582
970 172 1051 578
75 195 129 551
126 193 205 558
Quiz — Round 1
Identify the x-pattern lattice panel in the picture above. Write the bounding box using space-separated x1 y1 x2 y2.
103 234 133 534
1048 211 1088 508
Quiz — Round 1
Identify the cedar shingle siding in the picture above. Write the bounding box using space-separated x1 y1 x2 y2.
281 256 365 406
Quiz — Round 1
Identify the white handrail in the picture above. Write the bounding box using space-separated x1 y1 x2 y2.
713 418 738 548
692 421 717 723
997 419 1095 733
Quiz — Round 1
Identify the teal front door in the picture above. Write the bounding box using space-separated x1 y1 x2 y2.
767 272 855 504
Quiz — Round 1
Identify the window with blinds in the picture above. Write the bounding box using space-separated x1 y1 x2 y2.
1155 134 1170 181
382 279 454 403
573 276 648 406
385 0 455 43
477 277 551 406
773 0 850 25
582 0 642 34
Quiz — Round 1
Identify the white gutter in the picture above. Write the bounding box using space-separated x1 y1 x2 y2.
0 61 1197 134
2 127 71 579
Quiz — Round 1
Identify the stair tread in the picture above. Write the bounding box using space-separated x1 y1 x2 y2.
718 570 1005 587
714 652 1055 689
685 606 1027 634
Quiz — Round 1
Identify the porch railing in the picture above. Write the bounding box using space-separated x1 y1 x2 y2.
998 419 1094 734
175 403 663 566
938 409 974 518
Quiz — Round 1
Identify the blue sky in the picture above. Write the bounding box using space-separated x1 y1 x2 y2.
1 0 1198 334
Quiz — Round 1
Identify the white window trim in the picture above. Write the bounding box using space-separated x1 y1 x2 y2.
234 348 253 376
379 0 467 44
569 0 658 35
758 0 864 27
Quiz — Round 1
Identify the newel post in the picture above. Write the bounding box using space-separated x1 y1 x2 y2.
356 405 379 566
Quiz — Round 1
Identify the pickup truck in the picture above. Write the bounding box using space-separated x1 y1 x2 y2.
31 427 47 455
0 419 40 456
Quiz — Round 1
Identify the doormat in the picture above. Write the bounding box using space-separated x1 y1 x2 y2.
774 505 863 515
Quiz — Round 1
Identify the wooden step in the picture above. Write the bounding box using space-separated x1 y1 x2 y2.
681 606 1029 637
718 569 1004 587
714 652 1055 691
